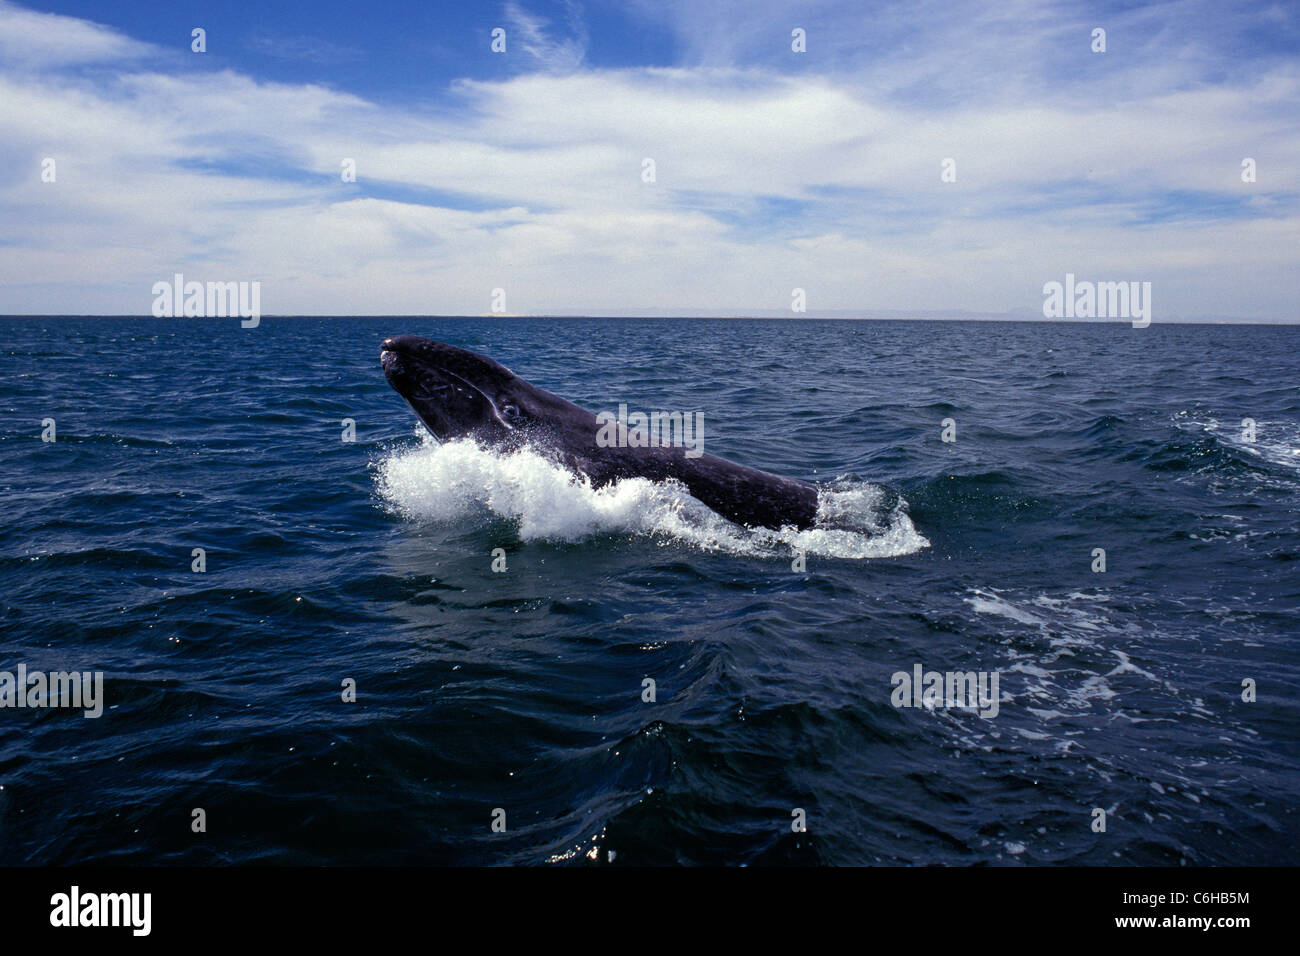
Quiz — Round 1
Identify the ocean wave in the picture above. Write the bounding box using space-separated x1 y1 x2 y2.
962 587 1206 726
1173 413 1300 476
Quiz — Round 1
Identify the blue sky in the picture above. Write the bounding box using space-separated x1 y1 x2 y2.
1 0 1297 318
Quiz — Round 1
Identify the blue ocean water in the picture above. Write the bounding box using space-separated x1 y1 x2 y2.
1 316 1297 865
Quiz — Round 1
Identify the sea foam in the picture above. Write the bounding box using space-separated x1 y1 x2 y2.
375 432 929 560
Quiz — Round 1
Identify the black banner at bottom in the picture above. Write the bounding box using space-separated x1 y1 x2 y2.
0 866 1276 941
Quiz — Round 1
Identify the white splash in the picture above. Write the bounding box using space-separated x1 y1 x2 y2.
374 433 929 560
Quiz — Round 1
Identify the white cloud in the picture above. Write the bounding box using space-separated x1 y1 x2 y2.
503 1 587 73
0 0 155 67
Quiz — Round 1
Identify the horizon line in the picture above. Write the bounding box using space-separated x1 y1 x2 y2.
0 314 1296 326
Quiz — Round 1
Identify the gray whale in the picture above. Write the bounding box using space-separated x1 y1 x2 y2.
380 335 819 530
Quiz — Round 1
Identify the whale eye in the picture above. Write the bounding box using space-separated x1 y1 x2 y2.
502 404 520 420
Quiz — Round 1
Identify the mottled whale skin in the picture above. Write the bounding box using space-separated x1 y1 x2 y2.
380 335 819 530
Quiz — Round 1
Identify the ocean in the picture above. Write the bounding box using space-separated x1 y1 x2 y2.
1 316 1297 865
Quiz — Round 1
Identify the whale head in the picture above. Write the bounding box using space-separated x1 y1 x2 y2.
380 335 539 443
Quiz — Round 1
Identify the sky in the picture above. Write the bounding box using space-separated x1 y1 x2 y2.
0 0 1297 319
